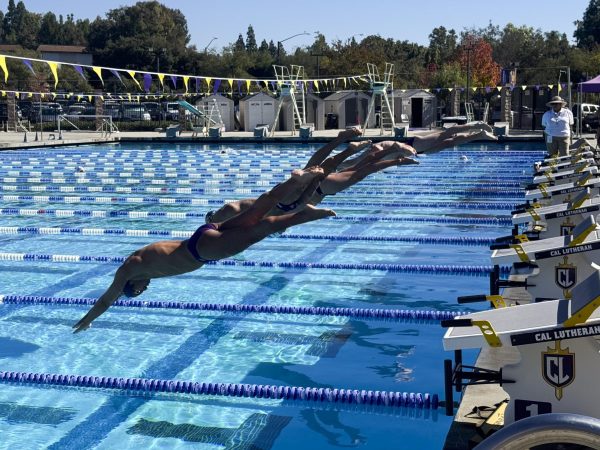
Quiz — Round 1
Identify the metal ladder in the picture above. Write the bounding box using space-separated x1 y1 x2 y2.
465 102 475 122
269 64 305 136
363 62 395 135
482 102 490 124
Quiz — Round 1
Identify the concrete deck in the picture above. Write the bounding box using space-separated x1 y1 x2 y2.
0 128 571 151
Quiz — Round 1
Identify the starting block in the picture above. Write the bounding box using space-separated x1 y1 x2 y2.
512 189 596 240
492 215 600 301
443 270 600 425
536 157 596 176
525 172 599 206
531 163 597 187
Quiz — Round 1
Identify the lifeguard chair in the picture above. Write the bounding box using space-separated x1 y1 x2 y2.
363 63 395 135
269 65 306 137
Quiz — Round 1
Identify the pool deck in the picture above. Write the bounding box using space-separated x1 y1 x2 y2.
0 128 590 151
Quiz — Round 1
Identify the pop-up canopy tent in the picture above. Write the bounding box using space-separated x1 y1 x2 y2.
577 75 600 135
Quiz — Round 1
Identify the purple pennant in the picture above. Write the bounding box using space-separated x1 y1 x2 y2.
237 80 242 95
110 69 123 84
195 77 201 93
143 73 152 92
485 86 491 93
270 81 276 91
74 66 86 80
213 79 221 94
459 87 465 92
170 75 177 89
561 83 567 90
22 59 35 74
435 88 441 93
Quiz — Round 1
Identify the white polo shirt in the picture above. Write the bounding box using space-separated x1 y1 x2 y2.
541 108 574 137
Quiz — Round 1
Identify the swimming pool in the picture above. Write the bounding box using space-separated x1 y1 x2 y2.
0 141 544 449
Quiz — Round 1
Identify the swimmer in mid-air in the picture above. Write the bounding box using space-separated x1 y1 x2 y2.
72 166 333 333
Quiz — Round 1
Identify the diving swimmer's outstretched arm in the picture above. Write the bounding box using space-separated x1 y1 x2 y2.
72 257 140 333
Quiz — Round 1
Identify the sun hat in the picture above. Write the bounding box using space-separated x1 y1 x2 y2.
546 96 567 107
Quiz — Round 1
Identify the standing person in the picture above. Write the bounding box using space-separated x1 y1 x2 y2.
541 96 574 157
73 167 333 333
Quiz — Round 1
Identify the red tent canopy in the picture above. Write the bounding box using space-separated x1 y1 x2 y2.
579 75 600 93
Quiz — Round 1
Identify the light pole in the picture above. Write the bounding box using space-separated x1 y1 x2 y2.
277 31 311 64
148 47 166 73
204 37 218 54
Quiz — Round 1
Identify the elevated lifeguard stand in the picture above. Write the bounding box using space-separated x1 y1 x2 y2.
363 63 395 135
269 65 306 136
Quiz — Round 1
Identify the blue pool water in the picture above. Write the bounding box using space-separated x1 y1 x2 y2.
0 141 544 449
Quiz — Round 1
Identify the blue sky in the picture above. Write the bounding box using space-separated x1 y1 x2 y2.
20 0 590 51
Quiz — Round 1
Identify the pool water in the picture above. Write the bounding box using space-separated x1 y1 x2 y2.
0 141 543 449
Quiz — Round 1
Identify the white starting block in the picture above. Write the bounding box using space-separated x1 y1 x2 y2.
492 215 600 301
512 189 597 239
443 270 600 425
525 172 599 206
536 156 596 174
534 150 596 175
531 163 597 187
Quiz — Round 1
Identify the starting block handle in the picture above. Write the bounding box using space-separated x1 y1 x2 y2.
457 295 506 308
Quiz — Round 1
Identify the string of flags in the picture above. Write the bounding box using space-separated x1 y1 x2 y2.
0 53 573 98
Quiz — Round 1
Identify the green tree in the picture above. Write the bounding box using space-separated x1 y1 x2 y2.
234 34 245 53
426 26 457 67
245 25 257 53
574 0 600 49
38 12 61 44
87 1 189 72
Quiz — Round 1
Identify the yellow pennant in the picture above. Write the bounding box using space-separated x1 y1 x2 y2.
521 85 527 90
548 84 554 90
343 78 347 88
0 56 8 83
205 77 212 89
40 93 44 99
51 93 57 100
92 66 103 85
558 84 562 93
158 73 165 88
127 71 142 90
424 88 430 92
496 86 502 91
448 88 453 92
263 80 269 89
88 95 92 102
77 95 82 101
100 95 104 101
472 87 477 92
1 91 5 96
27 92 32 97
245 79 251 92
48 61 59 88
183 76 190 93
127 93 132 101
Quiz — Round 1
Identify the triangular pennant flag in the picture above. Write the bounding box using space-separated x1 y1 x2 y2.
22 59 35 75
496 86 502 91
127 93 132 101
88 95 92 102
143 73 152 92
485 86 491 93
183 76 190 93
237 80 242 95
424 88 430 92
74 65 87 80
127 71 142 90
227 79 233 92
170 75 177 88
471 87 477 92
521 85 527 90
205 77 212 92
92 66 103 85
158 73 165 88
435 88 441 93
548 84 554 90
0 56 9 83
245 79 251 92
213 79 221 94
343 78 347 88
448 88 453 92
48 62 59 88
110 69 124 85
558 84 562 93
262 80 269 89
